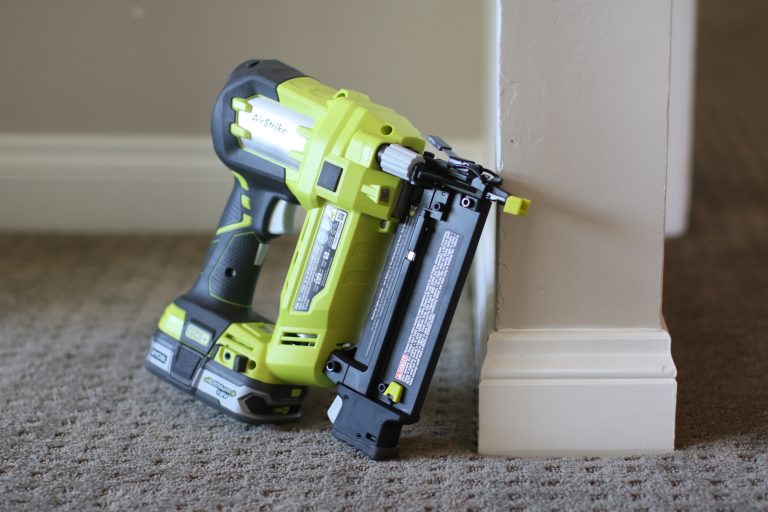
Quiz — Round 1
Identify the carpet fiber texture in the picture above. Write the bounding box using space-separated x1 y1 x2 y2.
1 1 767 510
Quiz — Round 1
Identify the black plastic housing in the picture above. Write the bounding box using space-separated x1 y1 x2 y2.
324 159 495 459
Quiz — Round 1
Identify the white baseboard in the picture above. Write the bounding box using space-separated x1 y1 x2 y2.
0 134 487 233
478 326 676 456
0 134 229 232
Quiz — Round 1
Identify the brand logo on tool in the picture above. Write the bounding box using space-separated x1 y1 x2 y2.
149 348 167 364
251 114 288 136
203 376 237 399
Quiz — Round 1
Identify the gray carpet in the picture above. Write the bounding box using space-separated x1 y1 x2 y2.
2 1 768 510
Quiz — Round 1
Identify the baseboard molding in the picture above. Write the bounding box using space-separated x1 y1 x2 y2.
0 134 231 232
478 326 676 457
0 134 487 233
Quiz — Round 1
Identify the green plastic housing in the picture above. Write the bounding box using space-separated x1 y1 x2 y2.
227 77 425 387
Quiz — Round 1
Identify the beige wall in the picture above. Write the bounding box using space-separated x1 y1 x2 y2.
479 0 676 457
495 0 670 329
0 0 488 141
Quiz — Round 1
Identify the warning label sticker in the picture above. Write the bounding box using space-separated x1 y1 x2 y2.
395 229 461 386
293 205 347 312
361 216 414 361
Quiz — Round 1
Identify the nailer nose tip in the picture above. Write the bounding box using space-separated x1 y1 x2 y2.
503 196 531 216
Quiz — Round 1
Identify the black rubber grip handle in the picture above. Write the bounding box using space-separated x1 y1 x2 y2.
184 179 281 316
179 59 304 321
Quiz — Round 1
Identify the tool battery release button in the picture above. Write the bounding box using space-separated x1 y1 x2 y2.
170 346 203 384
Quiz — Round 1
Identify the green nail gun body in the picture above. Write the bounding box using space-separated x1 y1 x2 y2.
146 59 528 459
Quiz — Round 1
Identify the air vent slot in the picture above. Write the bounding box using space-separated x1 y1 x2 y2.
280 332 318 347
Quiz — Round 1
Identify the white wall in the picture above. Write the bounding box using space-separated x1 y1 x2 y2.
0 0 488 142
666 0 698 237
494 0 670 329
479 0 676 456
0 0 492 232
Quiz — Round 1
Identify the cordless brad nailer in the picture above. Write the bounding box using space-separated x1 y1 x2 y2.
146 59 529 460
